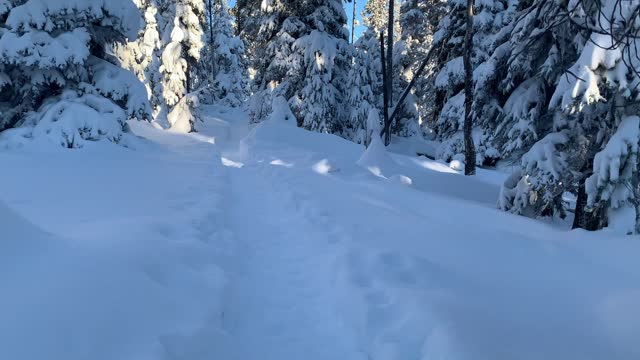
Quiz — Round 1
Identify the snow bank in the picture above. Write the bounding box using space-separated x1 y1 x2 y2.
357 135 402 178
0 121 233 360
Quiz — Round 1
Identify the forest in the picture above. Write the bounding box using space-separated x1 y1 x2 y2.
2 1 640 359
2 0 639 233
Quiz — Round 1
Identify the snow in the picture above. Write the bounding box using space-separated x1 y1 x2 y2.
2 106 640 360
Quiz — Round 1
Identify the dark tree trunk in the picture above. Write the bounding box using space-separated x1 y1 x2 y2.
380 32 390 145
572 176 588 230
351 0 357 44
386 0 394 108
573 170 608 231
208 0 216 78
463 0 476 176
186 62 191 93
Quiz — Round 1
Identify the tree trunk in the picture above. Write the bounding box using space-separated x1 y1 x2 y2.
208 0 216 78
463 0 476 176
573 166 608 231
572 176 588 230
386 0 394 109
351 0 357 44
380 32 390 145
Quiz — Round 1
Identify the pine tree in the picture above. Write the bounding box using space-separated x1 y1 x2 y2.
209 2 247 107
293 0 351 133
431 0 512 165
247 0 351 135
0 0 15 131
362 0 399 37
0 0 150 147
344 27 382 144
551 0 640 232
115 0 165 119
160 0 206 132
397 0 445 136
492 0 640 233
246 0 293 124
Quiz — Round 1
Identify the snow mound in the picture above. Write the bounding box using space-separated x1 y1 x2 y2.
449 159 464 171
268 96 297 125
357 135 402 178
0 201 56 259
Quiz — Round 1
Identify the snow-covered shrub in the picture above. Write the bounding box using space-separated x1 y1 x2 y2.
87 57 151 121
22 92 129 148
168 90 202 133
586 116 640 234
500 132 569 218
267 96 296 125
495 78 545 156
0 0 149 146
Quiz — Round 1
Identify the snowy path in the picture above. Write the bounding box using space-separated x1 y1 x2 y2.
223 161 365 360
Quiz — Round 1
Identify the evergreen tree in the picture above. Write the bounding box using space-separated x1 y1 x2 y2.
431 0 512 165
160 0 205 132
209 2 247 107
115 0 165 119
293 0 351 133
247 0 301 124
492 0 640 233
362 0 399 37
248 0 351 135
344 27 381 144
0 0 150 147
397 0 446 136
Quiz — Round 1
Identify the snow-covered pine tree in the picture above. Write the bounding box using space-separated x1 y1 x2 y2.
431 0 511 165
497 0 640 232
0 0 15 131
292 0 351 133
160 0 206 132
397 0 446 136
209 2 247 107
0 0 150 147
492 0 583 222
549 0 640 232
246 0 295 124
344 26 382 144
248 0 351 135
362 0 399 37
115 0 165 119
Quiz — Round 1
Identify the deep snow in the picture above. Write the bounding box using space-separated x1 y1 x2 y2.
1 107 640 360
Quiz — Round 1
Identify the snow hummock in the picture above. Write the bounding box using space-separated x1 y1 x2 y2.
357 135 401 178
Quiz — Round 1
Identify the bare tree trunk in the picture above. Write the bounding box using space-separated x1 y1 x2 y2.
572 176 588 230
386 0 394 111
351 0 357 44
208 0 216 78
380 32 390 145
463 0 476 176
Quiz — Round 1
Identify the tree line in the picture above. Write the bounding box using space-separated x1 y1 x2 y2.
0 0 639 233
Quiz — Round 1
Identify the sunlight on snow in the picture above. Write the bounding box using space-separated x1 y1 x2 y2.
221 157 244 168
270 159 294 168
312 159 332 174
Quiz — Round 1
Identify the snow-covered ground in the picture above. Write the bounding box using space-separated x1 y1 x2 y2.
2 107 639 360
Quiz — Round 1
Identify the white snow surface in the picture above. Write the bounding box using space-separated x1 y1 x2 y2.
2 106 640 360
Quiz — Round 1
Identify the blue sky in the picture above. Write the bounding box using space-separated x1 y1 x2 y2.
226 0 367 40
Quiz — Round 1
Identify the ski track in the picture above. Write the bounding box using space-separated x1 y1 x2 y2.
223 159 366 360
